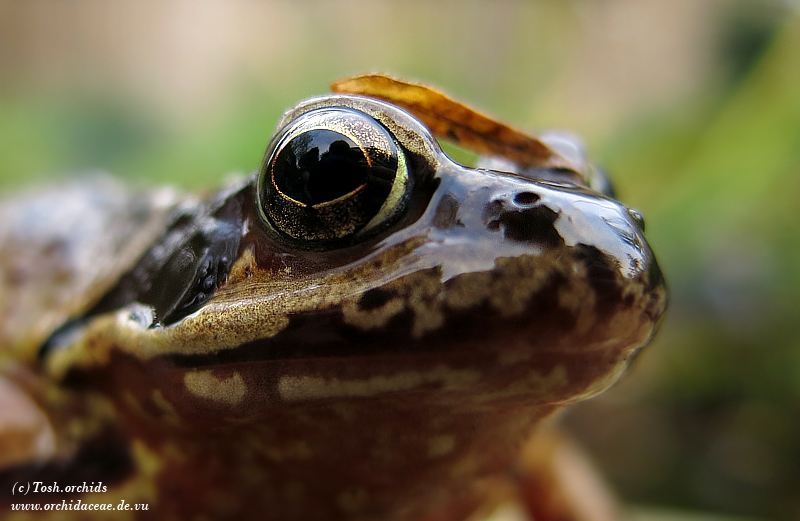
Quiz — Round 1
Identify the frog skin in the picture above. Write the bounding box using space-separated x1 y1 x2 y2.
0 78 666 521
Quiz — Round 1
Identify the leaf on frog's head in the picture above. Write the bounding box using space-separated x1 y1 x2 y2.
330 74 581 173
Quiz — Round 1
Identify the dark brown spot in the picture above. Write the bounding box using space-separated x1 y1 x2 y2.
358 288 397 311
622 293 635 307
432 194 461 230
574 244 624 319
499 206 564 247
483 199 504 222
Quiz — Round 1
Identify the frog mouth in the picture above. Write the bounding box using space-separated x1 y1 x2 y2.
165 264 571 368
93 253 656 422
145 241 659 402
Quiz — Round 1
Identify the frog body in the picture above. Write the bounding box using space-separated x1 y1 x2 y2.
0 77 666 520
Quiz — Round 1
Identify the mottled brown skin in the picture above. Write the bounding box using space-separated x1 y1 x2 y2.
0 89 666 520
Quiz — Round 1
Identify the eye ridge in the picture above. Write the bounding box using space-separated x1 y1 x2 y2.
258 108 411 244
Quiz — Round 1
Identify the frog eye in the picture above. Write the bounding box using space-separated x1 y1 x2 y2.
257 108 411 243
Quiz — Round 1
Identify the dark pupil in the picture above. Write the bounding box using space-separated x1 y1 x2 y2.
273 129 369 205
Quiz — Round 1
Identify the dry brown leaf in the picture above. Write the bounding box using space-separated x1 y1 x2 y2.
331 74 578 171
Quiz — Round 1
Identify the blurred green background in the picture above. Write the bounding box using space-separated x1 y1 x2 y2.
1 1 798 519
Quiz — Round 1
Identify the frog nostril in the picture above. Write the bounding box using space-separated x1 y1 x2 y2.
513 192 540 206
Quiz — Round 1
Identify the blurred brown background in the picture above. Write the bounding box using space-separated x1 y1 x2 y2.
1 1 799 519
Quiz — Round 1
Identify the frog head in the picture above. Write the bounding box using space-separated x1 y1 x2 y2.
31 76 666 521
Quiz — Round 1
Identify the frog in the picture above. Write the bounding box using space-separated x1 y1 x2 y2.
0 75 666 521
